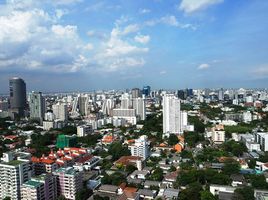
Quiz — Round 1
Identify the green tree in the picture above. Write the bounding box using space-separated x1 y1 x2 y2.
232 187 254 200
222 140 247 157
188 116 205 133
57 195 67 200
3 197 11 200
184 132 204 147
179 182 203 200
108 142 131 161
168 134 179 146
222 161 240 175
200 190 216 200
125 165 137 174
250 175 268 189
150 167 163 181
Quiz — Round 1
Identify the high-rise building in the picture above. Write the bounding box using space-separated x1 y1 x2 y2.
0 154 31 200
9 77 26 118
53 167 83 200
52 104 68 121
177 90 185 100
133 96 146 121
129 135 149 160
163 94 182 136
101 98 114 116
29 91 45 123
142 86 151 97
131 88 141 98
218 88 224 101
21 174 57 200
78 95 89 116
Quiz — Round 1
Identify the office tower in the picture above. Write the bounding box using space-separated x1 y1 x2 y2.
129 135 149 160
52 104 68 121
218 88 224 101
9 77 26 117
29 91 45 123
163 94 182 136
21 174 57 200
131 88 141 98
53 167 83 200
142 86 151 97
185 88 193 98
78 95 89 116
133 96 146 121
177 90 185 100
0 155 31 200
102 98 114 116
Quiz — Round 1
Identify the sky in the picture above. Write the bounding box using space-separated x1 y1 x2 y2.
0 0 268 93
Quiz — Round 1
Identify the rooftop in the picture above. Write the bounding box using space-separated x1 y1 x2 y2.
5 160 25 166
24 180 42 188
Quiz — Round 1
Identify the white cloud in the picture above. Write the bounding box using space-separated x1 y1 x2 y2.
122 24 139 35
145 15 196 30
94 23 149 72
0 2 90 73
198 63 210 70
139 9 151 14
252 66 268 78
51 25 78 38
134 34 150 44
179 0 224 14
160 70 167 75
52 0 83 6
0 2 149 74
83 43 94 50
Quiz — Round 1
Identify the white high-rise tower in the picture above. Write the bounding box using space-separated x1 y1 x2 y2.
163 94 182 136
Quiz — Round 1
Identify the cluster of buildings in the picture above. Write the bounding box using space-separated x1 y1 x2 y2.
0 147 100 200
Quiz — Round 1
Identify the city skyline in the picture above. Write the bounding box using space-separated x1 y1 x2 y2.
0 0 268 93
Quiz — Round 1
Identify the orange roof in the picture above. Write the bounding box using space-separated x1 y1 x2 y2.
174 144 183 152
31 157 55 164
41 158 54 164
127 139 135 143
159 143 167 147
119 183 127 190
115 156 142 166
124 187 137 193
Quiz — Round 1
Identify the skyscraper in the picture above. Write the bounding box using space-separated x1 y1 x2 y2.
133 96 146 121
29 91 45 123
131 88 141 98
163 94 182 136
142 86 151 97
9 77 26 118
78 95 89 116
101 98 114 116
52 104 68 121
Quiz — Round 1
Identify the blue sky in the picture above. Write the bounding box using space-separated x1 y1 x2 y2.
0 0 268 93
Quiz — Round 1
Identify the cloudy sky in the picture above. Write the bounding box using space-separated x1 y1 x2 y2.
0 0 268 93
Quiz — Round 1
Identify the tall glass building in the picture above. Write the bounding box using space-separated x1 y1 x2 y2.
9 77 26 117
